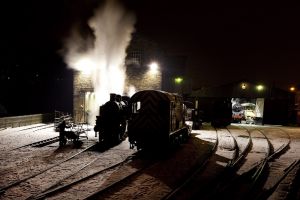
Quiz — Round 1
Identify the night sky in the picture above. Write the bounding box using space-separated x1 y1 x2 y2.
130 1 300 88
0 0 300 115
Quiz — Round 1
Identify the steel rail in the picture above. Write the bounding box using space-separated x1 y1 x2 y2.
256 159 300 199
83 161 159 200
26 157 99 200
31 154 140 200
267 128 291 161
239 127 290 191
17 124 53 132
33 125 55 132
204 126 250 198
0 143 97 194
162 128 219 200
226 128 239 166
250 128 272 182
229 125 252 168
11 136 60 150
247 128 293 198
0 124 53 137
208 126 292 200
204 126 269 200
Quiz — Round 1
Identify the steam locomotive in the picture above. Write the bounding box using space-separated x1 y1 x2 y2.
94 90 234 151
94 93 129 146
94 90 191 150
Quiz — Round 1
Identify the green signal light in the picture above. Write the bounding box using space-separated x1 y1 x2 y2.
175 77 183 84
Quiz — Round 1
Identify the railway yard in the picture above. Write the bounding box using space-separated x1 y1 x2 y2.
0 123 299 200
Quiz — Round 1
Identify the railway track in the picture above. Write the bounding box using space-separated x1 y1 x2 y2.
0 124 57 152
82 135 217 200
0 124 53 138
162 125 254 200
162 127 221 200
28 152 150 200
208 126 291 200
17 124 54 132
254 128 296 199
83 160 158 200
161 125 293 200
0 124 297 199
228 125 252 168
37 126 216 200
258 159 300 199
0 143 97 196
27 155 134 200
12 136 60 150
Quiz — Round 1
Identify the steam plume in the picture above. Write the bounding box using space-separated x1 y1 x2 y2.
64 0 136 124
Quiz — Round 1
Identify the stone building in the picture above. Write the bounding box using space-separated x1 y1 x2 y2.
125 35 164 91
73 34 165 123
73 72 93 123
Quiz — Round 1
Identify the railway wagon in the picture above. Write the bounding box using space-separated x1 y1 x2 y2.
128 90 190 150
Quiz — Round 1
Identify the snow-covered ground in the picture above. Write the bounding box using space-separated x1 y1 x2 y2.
0 123 299 199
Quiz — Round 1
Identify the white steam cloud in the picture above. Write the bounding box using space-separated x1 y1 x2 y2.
64 0 136 124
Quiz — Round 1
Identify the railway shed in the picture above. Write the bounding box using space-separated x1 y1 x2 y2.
188 81 297 126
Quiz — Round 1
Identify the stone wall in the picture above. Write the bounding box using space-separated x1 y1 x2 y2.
73 72 93 123
126 65 162 92
72 35 164 123
0 113 54 128
73 66 162 124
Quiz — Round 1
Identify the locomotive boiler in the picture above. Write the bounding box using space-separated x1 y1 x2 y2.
127 90 191 150
94 93 129 146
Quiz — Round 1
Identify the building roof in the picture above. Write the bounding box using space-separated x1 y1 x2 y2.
190 80 292 99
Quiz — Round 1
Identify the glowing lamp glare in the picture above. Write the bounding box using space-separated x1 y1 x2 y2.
75 58 95 75
290 87 296 92
149 62 159 74
256 85 264 91
241 83 247 90
175 77 183 84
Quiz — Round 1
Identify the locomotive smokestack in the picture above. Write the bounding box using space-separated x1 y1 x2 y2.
110 93 117 101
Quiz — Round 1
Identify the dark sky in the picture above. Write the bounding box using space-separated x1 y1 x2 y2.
129 1 300 89
1 0 300 91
